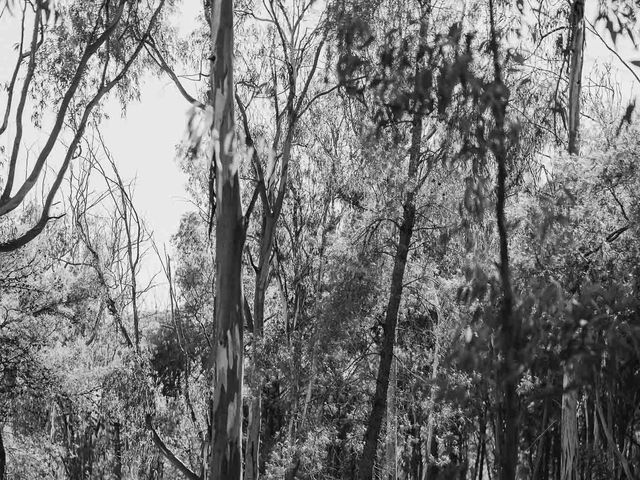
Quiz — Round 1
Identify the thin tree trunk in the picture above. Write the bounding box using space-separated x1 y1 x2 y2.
583 393 590 480
487 0 522 477
384 356 397 480
358 15 428 480
595 396 633 480
298 200 331 433
245 133 290 480
245 49 299 478
422 320 440 480
246 394 262 480
246 217 272 480
561 371 578 480
478 433 486 480
208 0 244 478
0 424 5 480
562 3 584 479
113 421 122 480
358 85 422 480
567 0 585 156
532 398 549 480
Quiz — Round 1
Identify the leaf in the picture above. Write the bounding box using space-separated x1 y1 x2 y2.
615 100 635 137
606 19 618 45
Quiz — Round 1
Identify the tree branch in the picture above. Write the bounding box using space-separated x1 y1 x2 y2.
0 1 27 136
0 0 129 217
146 415 201 480
0 0 166 252
1 2 42 201
586 20 640 87
144 37 206 109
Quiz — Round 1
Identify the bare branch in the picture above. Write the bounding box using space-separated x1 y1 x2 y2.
146 415 201 480
144 37 206 109
0 0 129 217
235 92 270 211
0 0 166 252
293 38 325 117
1 2 43 200
586 20 640 87
0 1 27 136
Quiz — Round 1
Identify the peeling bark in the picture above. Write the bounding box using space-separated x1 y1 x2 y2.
208 0 245 479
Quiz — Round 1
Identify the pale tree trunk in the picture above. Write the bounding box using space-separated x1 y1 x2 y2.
208 0 244 478
246 212 276 480
421 321 440 480
245 394 261 480
297 199 332 435
245 132 291 480
384 356 397 480
561 370 578 480
561 2 584 480
239 5 324 473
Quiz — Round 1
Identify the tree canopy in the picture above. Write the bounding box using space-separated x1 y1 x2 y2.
0 1 639 479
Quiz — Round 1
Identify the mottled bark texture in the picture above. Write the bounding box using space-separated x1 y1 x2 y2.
208 0 245 478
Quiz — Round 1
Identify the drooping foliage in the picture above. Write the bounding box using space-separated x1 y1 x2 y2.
1 1 639 480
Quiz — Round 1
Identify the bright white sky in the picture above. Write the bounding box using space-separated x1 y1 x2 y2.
0 1 639 311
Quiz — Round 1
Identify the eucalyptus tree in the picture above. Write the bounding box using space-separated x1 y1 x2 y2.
233 2 334 477
0 0 168 252
207 0 245 477
330 0 474 477
561 2 584 480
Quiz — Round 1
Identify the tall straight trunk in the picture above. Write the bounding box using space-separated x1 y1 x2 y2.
488 1 519 478
562 3 584 480
245 215 274 480
533 398 549 480
384 357 397 480
245 394 262 480
0 424 5 480
246 123 294 480
422 319 440 480
561 371 578 480
567 0 585 156
358 63 424 480
582 393 589 480
208 0 244 478
113 421 122 480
